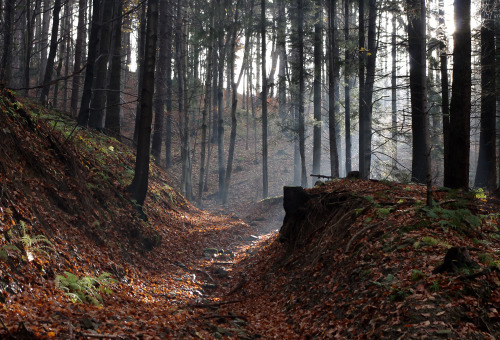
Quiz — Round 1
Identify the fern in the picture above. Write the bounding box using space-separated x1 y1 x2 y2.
55 272 115 305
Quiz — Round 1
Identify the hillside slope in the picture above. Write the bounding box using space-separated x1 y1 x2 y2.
0 90 258 338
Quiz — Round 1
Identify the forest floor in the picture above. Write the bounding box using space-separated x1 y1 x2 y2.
0 90 499 339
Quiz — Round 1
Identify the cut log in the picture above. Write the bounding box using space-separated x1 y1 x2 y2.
279 186 310 243
433 247 478 274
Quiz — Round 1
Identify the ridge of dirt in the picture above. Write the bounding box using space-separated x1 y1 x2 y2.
214 180 500 339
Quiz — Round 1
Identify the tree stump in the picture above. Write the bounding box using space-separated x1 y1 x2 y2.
279 186 310 244
433 247 478 274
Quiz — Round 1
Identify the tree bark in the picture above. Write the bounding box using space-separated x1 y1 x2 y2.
344 0 352 174
312 0 322 176
328 0 339 178
151 0 170 162
444 0 471 189
88 0 113 130
474 0 496 189
128 0 159 209
71 0 87 117
77 0 102 126
297 0 307 188
40 0 62 105
407 0 428 184
104 0 123 139
262 0 270 196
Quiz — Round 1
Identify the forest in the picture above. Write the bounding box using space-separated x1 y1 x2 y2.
0 0 499 338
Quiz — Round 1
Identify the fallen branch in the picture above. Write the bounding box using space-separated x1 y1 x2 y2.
0 318 13 339
81 333 124 339
345 221 383 253
187 300 243 308
201 314 248 321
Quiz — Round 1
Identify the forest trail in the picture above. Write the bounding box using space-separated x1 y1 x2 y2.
0 91 499 339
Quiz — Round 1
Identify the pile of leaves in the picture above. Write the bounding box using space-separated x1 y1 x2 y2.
215 180 500 339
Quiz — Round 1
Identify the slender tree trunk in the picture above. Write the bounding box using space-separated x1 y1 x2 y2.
164 1 173 168
128 0 159 209
277 0 287 133
344 0 352 174
104 0 122 139
474 0 496 189
133 4 147 144
40 0 62 105
198 27 214 205
444 0 471 189
0 0 14 87
312 0 322 176
358 0 367 178
297 0 307 187
38 0 50 87
391 11 397 168
262 0 270 195
151 0 170 162
23 0 38 96
328 0 339 178
407 0 428 183
77 0 102 126
70 0 87 117
88 0 113 130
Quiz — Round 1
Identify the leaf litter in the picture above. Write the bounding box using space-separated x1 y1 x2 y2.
0 90 499 339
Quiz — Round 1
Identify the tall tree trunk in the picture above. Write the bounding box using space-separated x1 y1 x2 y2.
133 4 147 144
164 1 173 168
262 0 270 195
312 0 322 176
444 0 471 189
407 0 428 183
359 0 376 179
198 24 214 205
277 0 287 133
88 0 113 130
104 0 122 139
151 0 170 162
128 0 159 210
391 11 397 167
23 0 38 96
216 0 227 198
70 0 87 117
328 0 339 178
474 0 496 189
40 0 62 105
344 0 352 174
298 0 307 187
358 0 367 178
439 0 450 185
0 0 14 87
38 0 50 87
77 0 102 126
